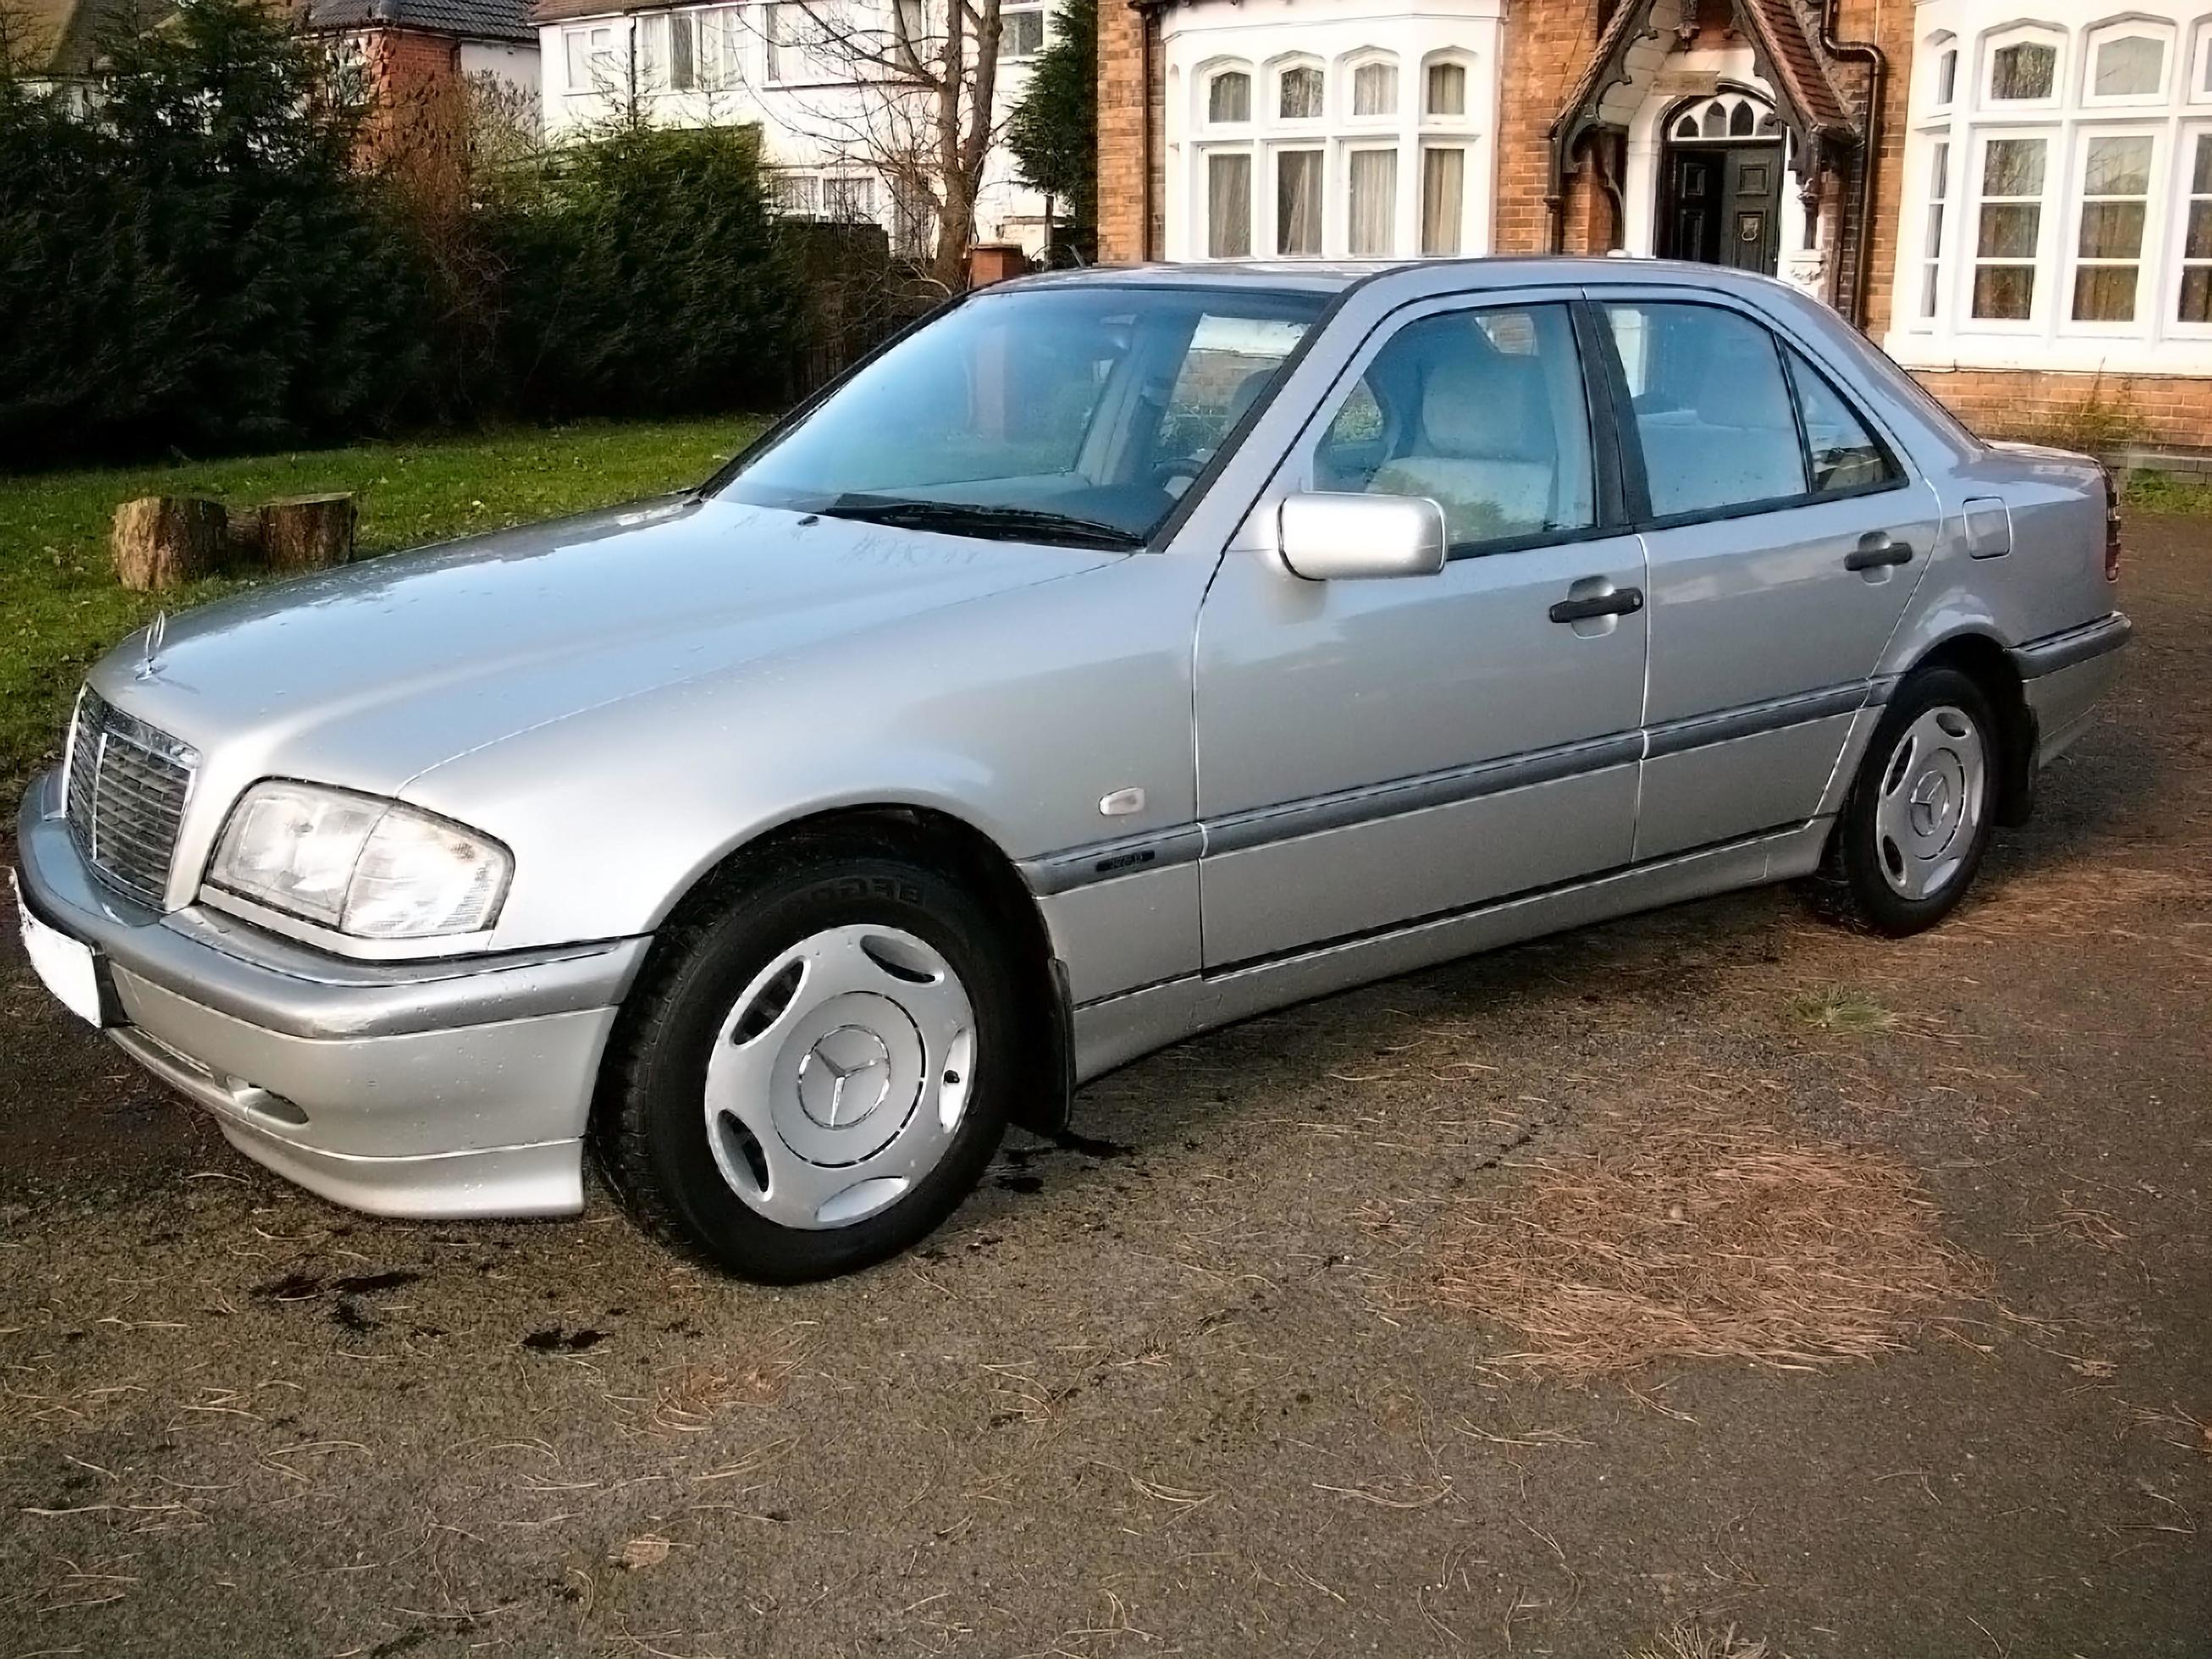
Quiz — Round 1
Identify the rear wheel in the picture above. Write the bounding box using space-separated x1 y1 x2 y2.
1827 666 1999 936
599 844 1018 1282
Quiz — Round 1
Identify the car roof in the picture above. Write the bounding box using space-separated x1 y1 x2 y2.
1000 256 1807 302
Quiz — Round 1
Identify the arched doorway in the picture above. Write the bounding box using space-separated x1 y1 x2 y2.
1657 90 1784 275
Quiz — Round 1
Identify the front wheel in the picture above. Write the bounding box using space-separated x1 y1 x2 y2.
598 844 1020 1282
1827 666 2000 936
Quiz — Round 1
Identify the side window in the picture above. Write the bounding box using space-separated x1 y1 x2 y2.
1784 349 1901 495
1604 302 1807 518
1311 303 1596 552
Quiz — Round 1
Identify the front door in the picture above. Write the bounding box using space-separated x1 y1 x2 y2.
1661 144 1782 274
1191 295 1648 969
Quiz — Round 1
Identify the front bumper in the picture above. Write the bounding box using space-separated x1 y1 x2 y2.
14 772 650 1218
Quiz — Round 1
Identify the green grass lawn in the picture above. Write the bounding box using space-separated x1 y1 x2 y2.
0 416 765 796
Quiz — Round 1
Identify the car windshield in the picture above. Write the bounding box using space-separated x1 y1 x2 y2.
714 284 1327 548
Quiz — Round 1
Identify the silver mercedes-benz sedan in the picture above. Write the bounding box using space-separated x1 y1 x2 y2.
14 259 2129 1281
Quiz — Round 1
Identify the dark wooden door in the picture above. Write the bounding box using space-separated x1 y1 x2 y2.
1660 144 1782 275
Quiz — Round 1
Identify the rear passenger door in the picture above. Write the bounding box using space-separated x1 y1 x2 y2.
1591 294 1942 861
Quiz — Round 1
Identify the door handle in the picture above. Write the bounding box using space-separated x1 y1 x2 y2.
1548 586 1644 624
1845 535 1914 571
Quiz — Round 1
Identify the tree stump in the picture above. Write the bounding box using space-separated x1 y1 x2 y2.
226 508 264 566
111 497 228 592
258 493 356 574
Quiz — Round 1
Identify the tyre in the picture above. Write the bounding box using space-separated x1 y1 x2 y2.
1827 666 2000 936
598 841 1020 1282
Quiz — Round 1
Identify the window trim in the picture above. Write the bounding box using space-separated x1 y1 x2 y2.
1981 25 2064 112
1420 52 1473 123
2171 122 2212 333
1273 58 1326 124
2064 124 2162 334
1967 127 2055 330
1584 295 1911 536
2081 21 2172 108
1000 3 1045 62
1283 291 1626 564
1204 63 1254 129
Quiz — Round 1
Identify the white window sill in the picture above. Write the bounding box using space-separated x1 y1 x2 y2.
1886 330 2212 378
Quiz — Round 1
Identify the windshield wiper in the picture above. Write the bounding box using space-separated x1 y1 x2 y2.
817 496 1144 550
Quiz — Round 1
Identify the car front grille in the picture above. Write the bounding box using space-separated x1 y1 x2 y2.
64 687 199 909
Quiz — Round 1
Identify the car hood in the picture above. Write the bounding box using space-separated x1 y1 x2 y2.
89 495 1120 797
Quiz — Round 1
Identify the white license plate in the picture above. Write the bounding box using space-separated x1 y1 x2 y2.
13 872 106 1028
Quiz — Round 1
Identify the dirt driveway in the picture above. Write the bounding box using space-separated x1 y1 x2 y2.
3 522 2207 1659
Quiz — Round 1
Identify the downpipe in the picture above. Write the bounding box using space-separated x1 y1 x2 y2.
1821 0 1887 329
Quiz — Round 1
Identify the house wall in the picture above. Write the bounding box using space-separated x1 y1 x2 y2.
1878 0 2212 447
1095 0 2212 449
539 3 1056 256
1096 0 1155 258
356 27 470 211
461 38 543 102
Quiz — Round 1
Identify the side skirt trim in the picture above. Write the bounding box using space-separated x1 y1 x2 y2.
1069 818 1832 1084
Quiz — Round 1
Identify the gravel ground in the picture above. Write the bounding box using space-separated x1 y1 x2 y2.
2 520 2206 1659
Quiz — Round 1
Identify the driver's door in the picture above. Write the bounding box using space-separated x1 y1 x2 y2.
1192 295 1650 968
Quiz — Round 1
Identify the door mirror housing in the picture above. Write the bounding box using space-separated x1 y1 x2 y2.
1277 493 1448 581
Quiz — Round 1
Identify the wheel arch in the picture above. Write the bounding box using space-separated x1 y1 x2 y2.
608 802 1073 1138
1893 630 2037 827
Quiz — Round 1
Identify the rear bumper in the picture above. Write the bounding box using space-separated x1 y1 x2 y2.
14 771 648 1218
2012 611 2130 766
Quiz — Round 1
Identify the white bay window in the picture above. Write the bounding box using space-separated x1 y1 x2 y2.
1163 4 1497 263
1890 1 2212 376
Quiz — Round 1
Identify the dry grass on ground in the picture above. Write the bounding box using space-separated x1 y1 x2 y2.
1625 1623 1773 1659
1434 1094 1982 1378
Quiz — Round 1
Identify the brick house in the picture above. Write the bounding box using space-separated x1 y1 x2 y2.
301 0 540 207
1098 0 2212 449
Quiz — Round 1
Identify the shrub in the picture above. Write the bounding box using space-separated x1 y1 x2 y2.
486 123 800 422
0 0 437 466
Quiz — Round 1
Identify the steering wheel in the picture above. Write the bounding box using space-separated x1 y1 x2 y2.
1152 455 1206 493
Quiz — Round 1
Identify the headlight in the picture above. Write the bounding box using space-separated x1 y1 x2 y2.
207 781 511 940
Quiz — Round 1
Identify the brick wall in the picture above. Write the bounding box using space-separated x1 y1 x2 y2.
1096 0 1156 261
1492 0 1606 254
1829 0 1911 338
358 28 468 216
1910 367 2212 450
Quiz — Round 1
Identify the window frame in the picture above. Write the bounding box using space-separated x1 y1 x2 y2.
1288 291 1627 563
1584 295 1912 535
1200 145 1255 259
2167 121 2212 333
1204 63 1253 129
1000 3 1045 62
1273 58 1326 124
1345 54 1399 124
1981 25 2064 111
2081 21 2172 108
1931 35 1958 109
2064 124 2163 334
1343 140 1400 257
1967 127 2055 329
564 22 621 95
1421 52 1471 122
1268 141 1326 256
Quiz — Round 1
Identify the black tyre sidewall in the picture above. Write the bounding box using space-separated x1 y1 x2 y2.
1840 667 1999 936
617 853 1018 1283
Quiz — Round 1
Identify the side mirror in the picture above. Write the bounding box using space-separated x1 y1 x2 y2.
1277 493 1448 581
